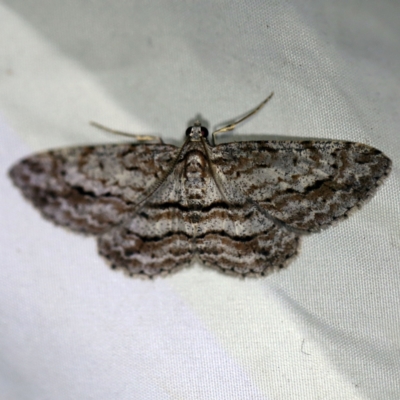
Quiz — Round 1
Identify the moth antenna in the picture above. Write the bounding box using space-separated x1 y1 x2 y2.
90 121 163 143
212 92 274 145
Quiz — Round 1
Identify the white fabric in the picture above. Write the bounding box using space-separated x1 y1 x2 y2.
1 1 399 399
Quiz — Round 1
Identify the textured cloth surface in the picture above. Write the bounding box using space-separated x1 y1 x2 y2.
1 1 399 399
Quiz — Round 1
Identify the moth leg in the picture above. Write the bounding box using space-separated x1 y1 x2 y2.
90 121 163 143
211 92 274 145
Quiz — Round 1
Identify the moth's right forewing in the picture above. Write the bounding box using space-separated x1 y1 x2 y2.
211 141 391 232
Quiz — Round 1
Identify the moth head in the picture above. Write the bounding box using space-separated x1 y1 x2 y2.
185 121 209 141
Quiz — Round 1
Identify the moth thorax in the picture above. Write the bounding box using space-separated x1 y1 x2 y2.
184 151 207 205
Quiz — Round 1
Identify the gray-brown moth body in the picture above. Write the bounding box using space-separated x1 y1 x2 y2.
9 108 391 278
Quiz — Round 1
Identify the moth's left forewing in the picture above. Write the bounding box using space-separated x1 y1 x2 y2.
211 141 391 233
9 143 179 234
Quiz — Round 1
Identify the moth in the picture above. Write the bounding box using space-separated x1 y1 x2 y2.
9 93 391 278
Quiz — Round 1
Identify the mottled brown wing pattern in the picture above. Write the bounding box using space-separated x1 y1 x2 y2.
194 204 300 276
97 202 300 278
125 142 300 277
9 129 391 278
93 145 301 277
211 141 391 232
9 144 178 234
98 228 194 277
